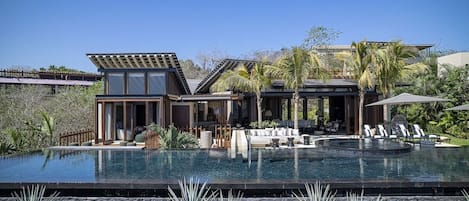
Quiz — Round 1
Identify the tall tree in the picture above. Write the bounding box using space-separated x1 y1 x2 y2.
267 47 328 129
374 41 427 122
350 40 374 137
211 62 271 128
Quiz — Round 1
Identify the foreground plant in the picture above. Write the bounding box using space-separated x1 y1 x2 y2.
220 189 243 201
346 190 384 201
463 189 469 201
11 185 59 201
293 181 336 201
168 177 218 201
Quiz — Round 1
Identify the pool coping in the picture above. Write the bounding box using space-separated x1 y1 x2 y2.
1 180 468 197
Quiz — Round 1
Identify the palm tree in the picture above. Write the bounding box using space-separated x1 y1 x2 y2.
211 62 270 128
350 40 374 137
267 47 328 129
374 41 427 122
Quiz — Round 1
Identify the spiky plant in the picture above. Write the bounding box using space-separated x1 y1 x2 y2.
346 190 385 201
11 185 59 201
168 177 218 201
462 189 469 201
292 181 336 201
220 189 244 201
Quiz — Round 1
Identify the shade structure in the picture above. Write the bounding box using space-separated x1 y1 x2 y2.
366 93 449 107
445 103 469 111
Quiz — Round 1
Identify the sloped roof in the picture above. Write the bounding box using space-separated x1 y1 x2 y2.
194 59 258 94
86 52 190 95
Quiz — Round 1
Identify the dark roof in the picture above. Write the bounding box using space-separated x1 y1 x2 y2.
194 59 258 94
86 52 190 95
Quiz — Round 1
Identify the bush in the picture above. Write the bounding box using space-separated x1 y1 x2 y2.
147 124 198 149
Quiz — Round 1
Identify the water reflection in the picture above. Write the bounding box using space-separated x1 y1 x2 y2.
1 147 469 183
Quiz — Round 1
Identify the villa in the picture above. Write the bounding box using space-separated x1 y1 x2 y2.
88 43 433 144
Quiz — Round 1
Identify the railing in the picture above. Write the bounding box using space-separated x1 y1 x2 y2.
145 130 160 149
182 126 205 138
0 70 103 81
215 125 232 148
59 129 94 146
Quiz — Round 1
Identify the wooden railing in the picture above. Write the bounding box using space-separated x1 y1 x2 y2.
145 130 160 149
0 70 103 81
215 125 232 148
182 126 205 138
59 129 94 146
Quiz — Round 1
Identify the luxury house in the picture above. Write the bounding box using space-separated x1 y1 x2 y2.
89 43 432 143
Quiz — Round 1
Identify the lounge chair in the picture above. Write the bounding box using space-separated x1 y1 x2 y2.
364 124 381 138
325 121 339 134
398 124 413 140
377 125 397 140
413 124 439 141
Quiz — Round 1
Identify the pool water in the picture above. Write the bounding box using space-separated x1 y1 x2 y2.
1 147 469 183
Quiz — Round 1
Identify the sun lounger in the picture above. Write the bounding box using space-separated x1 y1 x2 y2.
377 125 397 140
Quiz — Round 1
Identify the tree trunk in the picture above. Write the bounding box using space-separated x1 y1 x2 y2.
256 92 263 129
382 92 391 124
358 90 364 138
293 89 299 129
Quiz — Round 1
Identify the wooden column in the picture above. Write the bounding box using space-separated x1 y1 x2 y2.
145 101 149 125
303 98 307 120
123 101 127 141
287 98 291 120
345 96 350 134
94 100 98 144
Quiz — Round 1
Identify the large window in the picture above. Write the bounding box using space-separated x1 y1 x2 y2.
148 72 166 95
128 73 145 95
108 73 124 95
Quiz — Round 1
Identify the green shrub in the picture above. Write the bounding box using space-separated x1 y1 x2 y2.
147 124 198 149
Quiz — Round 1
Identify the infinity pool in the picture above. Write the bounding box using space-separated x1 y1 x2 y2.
1 145 469 183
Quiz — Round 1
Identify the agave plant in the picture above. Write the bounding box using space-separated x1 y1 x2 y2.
220 189 244 201
11 185 59 201
293 181 336 201
462 189 469 201
345 190 384 201
168 177 218 201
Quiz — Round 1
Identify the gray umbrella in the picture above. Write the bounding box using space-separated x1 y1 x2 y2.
445 103 469 111
366 93 449 106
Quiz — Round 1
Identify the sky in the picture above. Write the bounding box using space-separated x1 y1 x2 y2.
1 0 468 73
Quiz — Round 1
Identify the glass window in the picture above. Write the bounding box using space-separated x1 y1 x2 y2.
108 73 124 95
148 73 166 95
128 73 145 95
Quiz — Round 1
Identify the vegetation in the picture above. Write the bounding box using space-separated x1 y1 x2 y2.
463 189 469 201
179 59 210 79
346 191 384 201
147 124 198 149
39 65 85 73
11 185 59 201
396 62 469 139
373 41 427 122
337 40 374 137
211 62 271 128
0 81 103 154
267 47 329 129
292 182 336 201
168 177 218 201
248 120 279 129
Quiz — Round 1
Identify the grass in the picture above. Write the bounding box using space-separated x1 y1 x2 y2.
439 133 469 146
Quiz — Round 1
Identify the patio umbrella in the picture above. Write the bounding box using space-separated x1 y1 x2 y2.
366 93 449 107
445 103 469 111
